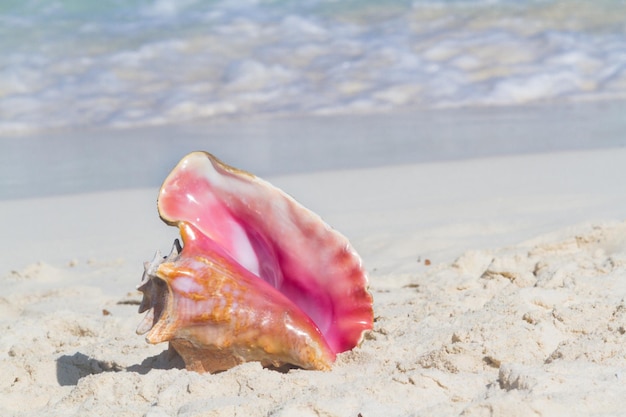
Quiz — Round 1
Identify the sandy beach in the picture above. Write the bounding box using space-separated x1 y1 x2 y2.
3 0 626 414
2 141 626 416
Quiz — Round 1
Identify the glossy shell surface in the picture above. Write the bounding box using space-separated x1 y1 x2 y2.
137 152 373 372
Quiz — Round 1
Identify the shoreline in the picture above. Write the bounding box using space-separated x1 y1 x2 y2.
2 100 626 200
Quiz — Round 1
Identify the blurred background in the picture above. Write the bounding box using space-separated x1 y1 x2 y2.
1 0 626 198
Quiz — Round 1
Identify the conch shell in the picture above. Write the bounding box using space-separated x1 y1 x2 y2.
137 152 373 373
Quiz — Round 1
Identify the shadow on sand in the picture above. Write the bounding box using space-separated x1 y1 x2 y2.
56 348 185 386
56 347 305 385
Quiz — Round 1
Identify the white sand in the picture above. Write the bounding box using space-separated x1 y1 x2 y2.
2 147 626 416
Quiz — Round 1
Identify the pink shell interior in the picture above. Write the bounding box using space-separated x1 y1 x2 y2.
157 152 373 354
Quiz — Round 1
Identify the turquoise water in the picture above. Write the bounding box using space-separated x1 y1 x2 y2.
1 0 626 134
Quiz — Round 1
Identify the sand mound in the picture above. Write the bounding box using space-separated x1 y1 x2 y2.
2 221 626 416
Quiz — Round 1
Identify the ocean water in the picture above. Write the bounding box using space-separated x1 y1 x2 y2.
2 0 626 135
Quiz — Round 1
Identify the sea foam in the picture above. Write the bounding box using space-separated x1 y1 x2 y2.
1 0 625 134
